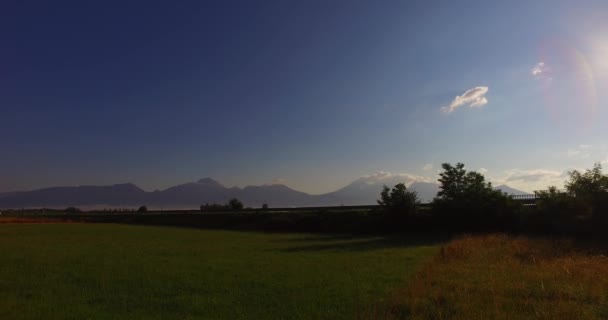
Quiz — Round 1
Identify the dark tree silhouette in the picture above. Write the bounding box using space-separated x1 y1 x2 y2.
566 163 608 197
564 163 608 224
377 183 420 215
137 206 148 213
228 198 244 210
433 163 518 229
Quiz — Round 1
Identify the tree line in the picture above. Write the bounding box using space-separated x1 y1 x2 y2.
378 162 608 234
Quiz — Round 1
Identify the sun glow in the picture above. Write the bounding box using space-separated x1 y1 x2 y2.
591 38 608 75
536 39 598 135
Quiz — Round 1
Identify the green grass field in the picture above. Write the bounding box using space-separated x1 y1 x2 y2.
0 223 440 319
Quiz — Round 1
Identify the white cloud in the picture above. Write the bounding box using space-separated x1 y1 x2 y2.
422 164 433 171
441 86 489 113
268 178 288 185
359 171 432 186
531 62 549 76
478 168 488 174
531 62 553 82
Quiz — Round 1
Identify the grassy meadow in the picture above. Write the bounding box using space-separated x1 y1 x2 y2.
0 223 439 319
3 220 608 319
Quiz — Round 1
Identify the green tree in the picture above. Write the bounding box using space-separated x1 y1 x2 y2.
436 163 495 201
377 183 421 215
433 163 518 229
565 163 608 198
228 198 244 210
564 163 608 223
534 186 586 232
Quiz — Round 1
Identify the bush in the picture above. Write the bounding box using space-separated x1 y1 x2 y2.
229 198 244 210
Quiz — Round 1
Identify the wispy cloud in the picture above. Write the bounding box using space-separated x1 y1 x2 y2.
531 61 553 83
567 144 592 159
478 168 488 174
268 178 288 185
531 62 549 76
359 171 432 186
422 164 433 171
504 169 566 183
441 86 489 113
489 169 568 192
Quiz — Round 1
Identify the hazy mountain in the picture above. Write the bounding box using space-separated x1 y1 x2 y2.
238 185 314 207
316 178 439 205
409 182 441 203
0 183 146 208
0 177 531 209
152 178 236 207
0 178 316 209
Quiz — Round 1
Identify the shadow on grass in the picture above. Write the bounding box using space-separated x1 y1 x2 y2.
27 213 452 252
278 234 449 253
271 234 367 243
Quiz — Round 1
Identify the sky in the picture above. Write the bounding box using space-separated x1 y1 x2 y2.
1 0 607 194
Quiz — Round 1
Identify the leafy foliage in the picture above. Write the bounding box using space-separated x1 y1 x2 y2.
565 163 608 197
533 186 587 232
435 163 495 201
564 163 608 224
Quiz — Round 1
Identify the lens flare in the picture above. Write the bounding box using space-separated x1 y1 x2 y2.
536 39 598 135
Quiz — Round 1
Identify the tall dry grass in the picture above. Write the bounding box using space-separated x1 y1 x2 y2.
369 234 608 320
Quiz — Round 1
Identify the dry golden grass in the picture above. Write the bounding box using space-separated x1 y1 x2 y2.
369 234 608 320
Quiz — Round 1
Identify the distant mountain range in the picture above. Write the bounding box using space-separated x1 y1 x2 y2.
0 177 530 209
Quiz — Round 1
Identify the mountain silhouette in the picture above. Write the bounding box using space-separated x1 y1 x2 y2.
0 183 146 208
0 178 530 209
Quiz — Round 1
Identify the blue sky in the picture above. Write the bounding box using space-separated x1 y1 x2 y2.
2 0 607 194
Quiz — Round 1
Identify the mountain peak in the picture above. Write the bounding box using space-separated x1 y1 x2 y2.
494 185 531 195
196 178 223 187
